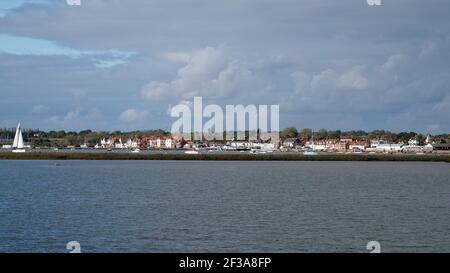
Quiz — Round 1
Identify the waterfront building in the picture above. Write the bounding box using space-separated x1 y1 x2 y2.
305 140 327 151
348 140 370 151
114 138 126 149
402 138 425 153
431 143 450 151
100 138 115 148
125 138 140 148
282 138 302 148
366 139 403 152
143 136 175 149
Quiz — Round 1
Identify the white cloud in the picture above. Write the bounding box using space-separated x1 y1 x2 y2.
119 109 149 122
292 71 311 95
32 105 50 114
162 52 192 63
141 46 253 101
427 123 440 132
381 54 409 72
420 41 437 57
45 108 103 130
310 69 339 91
339 66 369 90
299 66 369 93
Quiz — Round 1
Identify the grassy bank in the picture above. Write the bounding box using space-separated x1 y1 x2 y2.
0 152 449 162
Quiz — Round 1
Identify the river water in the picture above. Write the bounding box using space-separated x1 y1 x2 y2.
0 160 449 252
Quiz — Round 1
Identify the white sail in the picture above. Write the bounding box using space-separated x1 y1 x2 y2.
12 123 20 148
17 127 24 149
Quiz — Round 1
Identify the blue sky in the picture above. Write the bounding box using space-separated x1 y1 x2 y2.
0 0 449 133
0 0 49 17
0 34 135 67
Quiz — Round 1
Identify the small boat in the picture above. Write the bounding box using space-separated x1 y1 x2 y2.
250 150 267 154
206 146 223 152
12 123 26 153
250 146 266 154
185 150 199 155
131 149 141 154
303 150 318 155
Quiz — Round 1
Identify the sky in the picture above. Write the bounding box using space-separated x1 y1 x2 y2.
0 0 449 133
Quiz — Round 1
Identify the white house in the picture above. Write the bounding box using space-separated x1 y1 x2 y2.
115 138 126 149
282 138 301 148
348 140 369 151
126 139 140 148
367 140 404 152
100 138 114 148
146 137 175 149
402 138 425 153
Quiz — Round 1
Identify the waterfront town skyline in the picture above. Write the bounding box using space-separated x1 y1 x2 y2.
1 125 449 152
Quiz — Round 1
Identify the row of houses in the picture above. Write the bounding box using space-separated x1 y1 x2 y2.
96 137 276 151
281 136 450 153
281 137 369 151
83 135 450 153
97 136 175 149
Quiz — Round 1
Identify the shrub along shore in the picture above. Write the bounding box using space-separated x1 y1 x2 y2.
0 152 449 162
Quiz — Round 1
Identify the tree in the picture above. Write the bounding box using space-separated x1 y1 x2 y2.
299 128 312 140
316 129 328 139
280 127 298 139
79 130 93 135
328 130 341 139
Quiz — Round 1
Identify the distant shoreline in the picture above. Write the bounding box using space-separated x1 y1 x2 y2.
0 152 449 162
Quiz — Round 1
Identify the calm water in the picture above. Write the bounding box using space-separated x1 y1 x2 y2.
0 160 449 253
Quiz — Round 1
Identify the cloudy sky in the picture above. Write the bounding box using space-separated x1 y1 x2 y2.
0 0 449 133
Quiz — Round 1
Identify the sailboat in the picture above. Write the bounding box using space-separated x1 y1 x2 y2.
12 123 26 153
